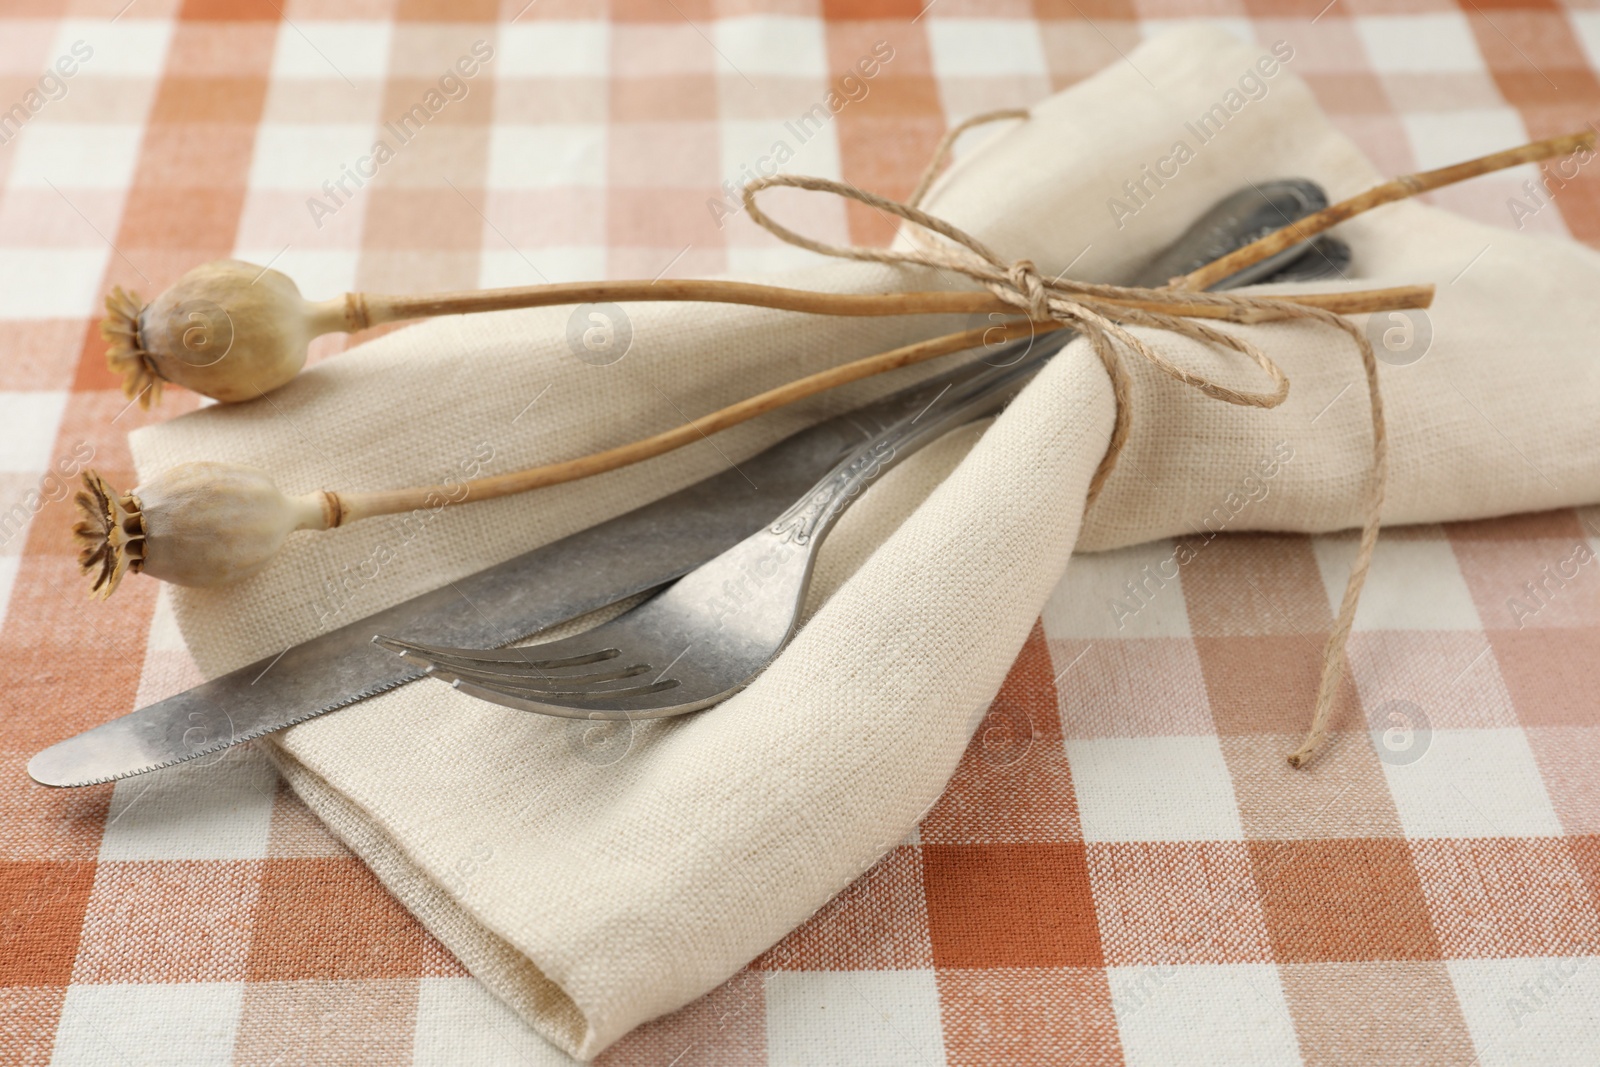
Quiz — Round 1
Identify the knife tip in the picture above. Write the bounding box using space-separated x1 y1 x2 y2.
26 747 81 788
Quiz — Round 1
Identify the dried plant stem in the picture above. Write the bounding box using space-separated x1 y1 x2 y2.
344 279 1432 331
1173 128 1597 292
331 283 1427 525
1164 285 1433 320
351 281 1001 326
332 320 1037 525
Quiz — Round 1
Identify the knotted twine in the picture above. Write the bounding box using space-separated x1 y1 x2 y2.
742 109 1389 767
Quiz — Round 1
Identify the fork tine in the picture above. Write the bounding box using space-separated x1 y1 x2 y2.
423 660 653 687
425 662 673 696
446 675 682 720
373 634 621 671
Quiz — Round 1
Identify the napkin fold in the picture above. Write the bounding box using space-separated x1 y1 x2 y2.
131 26 1600 1059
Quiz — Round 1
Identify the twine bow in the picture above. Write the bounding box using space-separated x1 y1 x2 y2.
742 109 1388 768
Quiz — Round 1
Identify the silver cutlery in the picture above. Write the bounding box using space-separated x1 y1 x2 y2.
29 178 1334 786
375 180 1341 721
374 348 1063 718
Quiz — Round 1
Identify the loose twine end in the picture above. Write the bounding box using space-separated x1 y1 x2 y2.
743 107 1393 769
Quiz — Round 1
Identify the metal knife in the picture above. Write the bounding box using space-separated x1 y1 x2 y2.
28 342 1049 787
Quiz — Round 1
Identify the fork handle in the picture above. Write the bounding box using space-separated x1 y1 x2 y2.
769 336 1063 546
763 178 1338 548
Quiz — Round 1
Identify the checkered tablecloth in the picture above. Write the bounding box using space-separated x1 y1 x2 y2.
4 0 1600 1063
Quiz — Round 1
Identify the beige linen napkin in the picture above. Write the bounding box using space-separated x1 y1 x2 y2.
131 26 1600 1059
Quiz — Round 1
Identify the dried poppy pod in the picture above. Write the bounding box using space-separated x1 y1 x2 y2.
102 260 354 408
74 464 337 598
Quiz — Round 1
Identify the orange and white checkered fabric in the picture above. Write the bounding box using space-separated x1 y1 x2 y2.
3 0 1599 1063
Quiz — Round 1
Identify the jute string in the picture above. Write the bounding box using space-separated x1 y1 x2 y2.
742 109 1388 767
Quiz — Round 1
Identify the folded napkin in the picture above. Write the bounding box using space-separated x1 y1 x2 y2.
131 25 1600 1059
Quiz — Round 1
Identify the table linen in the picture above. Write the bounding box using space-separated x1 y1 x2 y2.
6 3 1600 1064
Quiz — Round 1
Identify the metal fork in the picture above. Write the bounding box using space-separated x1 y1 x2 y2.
374 181 1342 720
